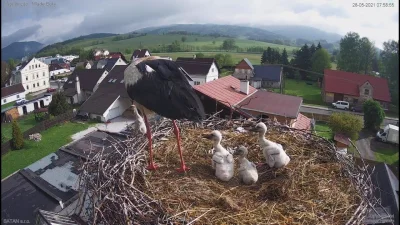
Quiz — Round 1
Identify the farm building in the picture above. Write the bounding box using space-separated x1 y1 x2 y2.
176 56 220 86
322 69 391 110
1 83 26 105
131 49 151 60
62 69 109 104
233 58 283 89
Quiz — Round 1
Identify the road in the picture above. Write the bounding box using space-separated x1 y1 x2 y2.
300 104 398 127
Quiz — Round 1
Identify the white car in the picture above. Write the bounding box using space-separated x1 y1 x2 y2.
332 101 350 110
60 77 68 83
15 98 27 105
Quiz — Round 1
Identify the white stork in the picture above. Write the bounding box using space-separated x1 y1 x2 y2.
124 56 206 173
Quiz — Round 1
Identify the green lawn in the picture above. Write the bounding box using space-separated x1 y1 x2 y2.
1 102 15 111
374 147 399 165
1 122 91 179
283 78 324 105
1 114 38 142
315 122 333 140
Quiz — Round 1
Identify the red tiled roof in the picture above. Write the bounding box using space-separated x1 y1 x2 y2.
334 133 350 146
294 113 311 131
193 76 257 107
324 69 391 102
237 90 302 119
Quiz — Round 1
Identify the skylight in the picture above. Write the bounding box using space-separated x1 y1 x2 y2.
108 79 113 82
120 80 124 83
112 79 117 83
68 81 73 84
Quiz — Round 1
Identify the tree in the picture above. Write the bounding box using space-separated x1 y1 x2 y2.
294 44 312 79
1 61 11 87
8 58 16 71
181 36 187 42
281 48 290 75
380 40 399 107
311 48 332 74
48 92 70 116
359 37 375 75
11 120 24 150
328 112 363 140
214 54 234 67
221 39 236 50
212 40 216 45
195 53 205 58
337 32 362 73
168 40 181 52
125 48 132 55
363 100 385 130
266 47 272 63
317 42 322 50
310 43 317 57
261 50 267 64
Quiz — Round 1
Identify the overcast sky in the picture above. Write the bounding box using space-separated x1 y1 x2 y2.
1 0 398 48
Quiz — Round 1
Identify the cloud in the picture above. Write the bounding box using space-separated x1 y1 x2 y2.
1 0 398 48
1 24 42 47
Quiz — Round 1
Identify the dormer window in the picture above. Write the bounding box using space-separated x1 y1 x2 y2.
364 89 370 95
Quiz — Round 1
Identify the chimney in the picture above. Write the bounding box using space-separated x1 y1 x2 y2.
193 54 196 59
75 76 81 102
239 80 249 95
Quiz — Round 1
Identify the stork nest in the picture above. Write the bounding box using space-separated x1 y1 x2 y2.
78 115 376 225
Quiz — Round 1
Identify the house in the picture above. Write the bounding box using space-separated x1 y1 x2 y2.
79 65 132 122
10 58 50 93
233 58 283 89
91 58 127 71
176 57 220 86
131 49 151 60
93 49 110 60
1 83 26 105
194 75 311 130
1 130 127 224
108 52 128 63
333 133 350 154
49 64 71 79
62 69 109 104
75 60 94 69
322 69 391 110
62 55 79 62
2 94 53 121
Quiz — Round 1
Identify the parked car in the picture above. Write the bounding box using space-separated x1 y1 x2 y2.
47 88 57 93
351 105 363 113
332 101 350 110
15 98 27 105
376 124 399 145
76 111 89 121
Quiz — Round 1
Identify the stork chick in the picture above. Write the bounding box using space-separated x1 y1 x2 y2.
250 122 290 168
203 130 234 182
233 146 258 185
130 105 146 135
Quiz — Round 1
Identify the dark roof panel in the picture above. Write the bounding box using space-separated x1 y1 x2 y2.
1 83 25 97
79 65 129 115
62 69 106 92
175 58 219 76
253 65 282 82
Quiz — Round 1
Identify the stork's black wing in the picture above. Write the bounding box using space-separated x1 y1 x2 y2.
126 59 206 121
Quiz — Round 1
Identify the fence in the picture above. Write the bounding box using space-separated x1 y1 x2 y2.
1 111 75 155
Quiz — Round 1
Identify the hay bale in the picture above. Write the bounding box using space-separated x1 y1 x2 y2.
79 117 375 225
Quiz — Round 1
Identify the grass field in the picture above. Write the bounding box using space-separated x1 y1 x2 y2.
1 121 91 179
1 114 38 142
1 102 15 111
283 78 324 105
315 122 333 140
374 147 399 165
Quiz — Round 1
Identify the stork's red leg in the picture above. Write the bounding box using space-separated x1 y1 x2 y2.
143 114 158 170
172 120 190 172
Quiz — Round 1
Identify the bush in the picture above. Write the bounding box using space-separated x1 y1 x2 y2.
11 120 24 150
328 112 363 140
363 100 385 130
48 92 70 116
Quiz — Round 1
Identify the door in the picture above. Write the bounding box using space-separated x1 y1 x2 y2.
333 93 344 102
22 106 28 115
108 107 120 120
40 100 45 108
34 102 39 110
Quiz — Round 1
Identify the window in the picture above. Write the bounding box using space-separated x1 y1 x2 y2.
33 84 35 88
43 72 45 77
36 74 39 78
212 68 214 72
37 82 39 87
17 95 19 98
120 80 124 83
194 81 201 85
3 99 6 103
29 66 31 70
44 81 46 85
26 76 28 81
108 79 113 82
35 64 37 68
364 89 370 95
26 85 29 90
39 64 40 67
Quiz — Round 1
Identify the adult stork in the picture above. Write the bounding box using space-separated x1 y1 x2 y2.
124 56 206 172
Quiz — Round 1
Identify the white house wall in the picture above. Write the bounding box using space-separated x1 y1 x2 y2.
17 95 52 116
205 63 219 82
1 92 26 105
19 58 50 93
103 97 131 122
